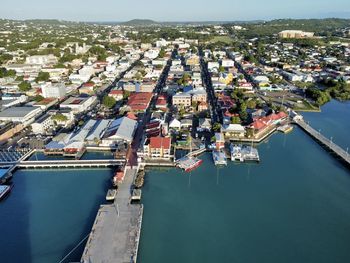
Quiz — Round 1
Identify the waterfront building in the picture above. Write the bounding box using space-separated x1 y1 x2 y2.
101 117 138 146
221 124 246 139
143 136 172 160
215 133 225 150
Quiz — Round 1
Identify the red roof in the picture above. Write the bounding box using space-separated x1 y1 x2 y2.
127 92 153 111
126 112 138 120
109 90 123 95
149 137 171 150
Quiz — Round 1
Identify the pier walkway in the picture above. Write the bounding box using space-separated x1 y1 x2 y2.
0 159 125 169
295 120 350 165
81 168 142 263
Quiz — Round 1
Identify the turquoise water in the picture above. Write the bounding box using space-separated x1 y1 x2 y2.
138 128 350 262
0 168 113 263
303 100 350 149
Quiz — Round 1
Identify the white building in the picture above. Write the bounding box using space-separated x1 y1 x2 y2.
25 55 58 66
31 114 54 134
42 83 66 99
60 96 97 114
0 106 42 124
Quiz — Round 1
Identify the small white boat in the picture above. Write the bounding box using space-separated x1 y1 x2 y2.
106 189 117 201
212 150 227 166
230 144 244 162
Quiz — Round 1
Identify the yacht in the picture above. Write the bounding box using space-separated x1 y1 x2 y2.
241 145 260 162
230 144 244 162
212 150 227 166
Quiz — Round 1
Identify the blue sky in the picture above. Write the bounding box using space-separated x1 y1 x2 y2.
0 0 349 21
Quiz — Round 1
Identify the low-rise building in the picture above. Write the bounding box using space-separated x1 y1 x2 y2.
143 137 172 160
0 106 42 124
31 114 54 134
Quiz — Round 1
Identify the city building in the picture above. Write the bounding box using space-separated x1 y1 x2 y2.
278 30 315 39
0 106 42 124
143 136 172 160
41 83 66 99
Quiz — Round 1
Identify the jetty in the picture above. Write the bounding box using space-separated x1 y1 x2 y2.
295 119 350 166
0 159 125 169
81 168 143 263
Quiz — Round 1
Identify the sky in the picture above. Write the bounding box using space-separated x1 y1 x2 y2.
0 0 349 22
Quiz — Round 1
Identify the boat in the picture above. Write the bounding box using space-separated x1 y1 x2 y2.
241 145 260 162
230 144 260 163
106 189 118 201
212 150 227 166
0 185 12 201
230 144 244 162
177 156 203 172
277 124 293 134
176 135 203 172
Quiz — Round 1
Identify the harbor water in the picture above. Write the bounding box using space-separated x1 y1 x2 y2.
0 168 113 263
138 101 350 263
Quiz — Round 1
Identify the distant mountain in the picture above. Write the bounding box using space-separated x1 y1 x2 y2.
121 19 159 26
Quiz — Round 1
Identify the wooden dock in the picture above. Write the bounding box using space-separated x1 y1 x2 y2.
295 120 350 166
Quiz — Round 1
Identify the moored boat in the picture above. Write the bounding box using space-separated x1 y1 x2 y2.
106 189 118 201
212 150 227 166
230 144 244 162
177 156 203 172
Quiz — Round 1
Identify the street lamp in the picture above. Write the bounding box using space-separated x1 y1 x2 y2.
330 137 333 145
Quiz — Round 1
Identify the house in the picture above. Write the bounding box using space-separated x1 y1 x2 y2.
198 118 211 131
169 118 181 130
180 119 193 130
143 137 172 160
198 101 208 112
79 83 95 95
155 95 167 111
108 90 124 101
221 124 245 139
215 133 225 150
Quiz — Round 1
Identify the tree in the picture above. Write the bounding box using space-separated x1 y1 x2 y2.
35 71 50 82
212 122 221 132
123 90 131 100
18 81 31 92
239 102 248 121
52 113 68 122
246 100 257 109
158 48 166 58
33 95 44 102
0 68 16 78
231 116 241 124
102 95 116 109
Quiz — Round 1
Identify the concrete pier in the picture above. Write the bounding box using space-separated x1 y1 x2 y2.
81 168 143 263
295 120 350 166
